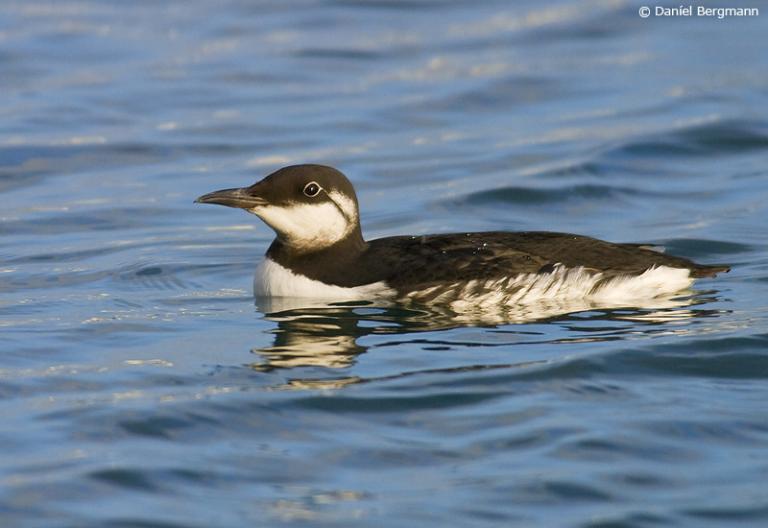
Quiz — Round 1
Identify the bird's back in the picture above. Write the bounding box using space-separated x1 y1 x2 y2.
362 231 729 300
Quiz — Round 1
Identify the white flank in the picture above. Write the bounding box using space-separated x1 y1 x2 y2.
405 264 693 311
589 266 692 303
254 258 694 316
252 202 353 250
254 258 395 299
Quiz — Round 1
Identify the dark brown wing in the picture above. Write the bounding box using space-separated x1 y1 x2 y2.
363 231 729 293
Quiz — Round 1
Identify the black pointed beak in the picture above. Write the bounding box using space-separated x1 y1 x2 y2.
195 187 267 209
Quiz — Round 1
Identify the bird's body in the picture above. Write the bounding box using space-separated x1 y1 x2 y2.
196 165 729 307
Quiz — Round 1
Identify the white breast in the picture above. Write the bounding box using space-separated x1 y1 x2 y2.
254 258 395 299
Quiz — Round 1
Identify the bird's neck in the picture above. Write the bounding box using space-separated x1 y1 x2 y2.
266 226 368 265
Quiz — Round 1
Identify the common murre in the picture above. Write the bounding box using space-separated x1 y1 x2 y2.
195 164 730 307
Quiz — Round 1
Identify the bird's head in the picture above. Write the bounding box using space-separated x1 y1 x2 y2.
196 164 362 252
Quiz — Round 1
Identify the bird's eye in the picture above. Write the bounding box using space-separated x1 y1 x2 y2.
303 182 321 197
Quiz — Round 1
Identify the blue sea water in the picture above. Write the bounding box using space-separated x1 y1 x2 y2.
2 1 768 526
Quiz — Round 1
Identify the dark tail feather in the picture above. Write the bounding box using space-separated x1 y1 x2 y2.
691 264 731 278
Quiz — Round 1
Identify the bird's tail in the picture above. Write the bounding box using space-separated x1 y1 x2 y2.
690 264 731 278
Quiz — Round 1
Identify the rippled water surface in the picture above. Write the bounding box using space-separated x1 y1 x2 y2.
2 1 768 526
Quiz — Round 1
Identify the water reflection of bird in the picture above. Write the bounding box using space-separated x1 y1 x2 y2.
197 165 729 311
249 295 723 386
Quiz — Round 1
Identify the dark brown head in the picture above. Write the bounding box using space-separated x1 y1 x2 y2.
196 164 362 251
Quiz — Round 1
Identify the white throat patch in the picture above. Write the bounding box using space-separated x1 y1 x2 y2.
251 201 352 250
327 190 358 223
249 189 359 251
